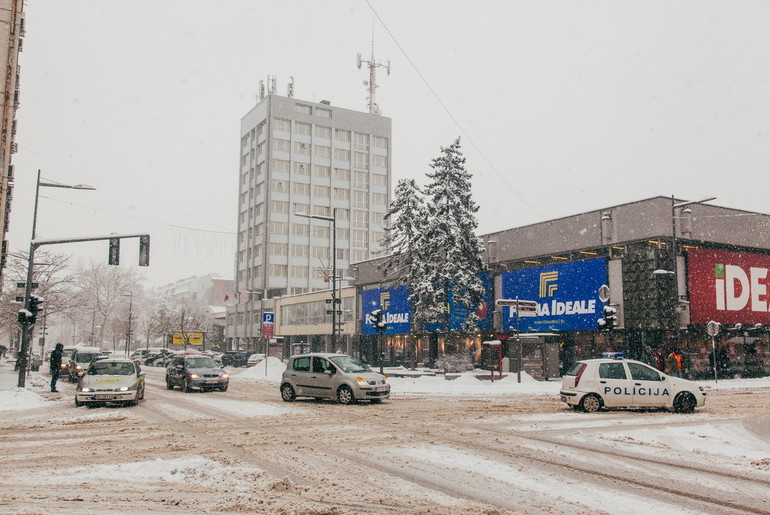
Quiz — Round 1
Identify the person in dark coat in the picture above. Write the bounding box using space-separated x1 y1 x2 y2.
49 343 64 392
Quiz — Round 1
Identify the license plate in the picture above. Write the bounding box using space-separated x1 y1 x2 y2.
95 394 114 400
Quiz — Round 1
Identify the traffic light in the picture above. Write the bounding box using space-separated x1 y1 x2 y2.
138 235 150 266
372 309 387 334
108 238 120 265
27 295 43 325
598 304 617 331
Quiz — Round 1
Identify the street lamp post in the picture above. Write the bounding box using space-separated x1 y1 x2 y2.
17 170 95 387
295 209 337 349
669 195 716 349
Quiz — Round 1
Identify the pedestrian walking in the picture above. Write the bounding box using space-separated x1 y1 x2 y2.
50 343 63 393
667 348 684 377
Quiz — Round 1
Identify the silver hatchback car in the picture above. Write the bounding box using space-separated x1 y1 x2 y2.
280 353 390 404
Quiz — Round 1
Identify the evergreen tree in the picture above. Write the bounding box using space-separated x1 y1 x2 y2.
414 137 485 336
380 178 427 284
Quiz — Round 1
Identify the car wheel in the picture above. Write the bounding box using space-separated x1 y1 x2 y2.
155 361 165 367
138 386 145 400
166 377 174 390
220 384 228 392
280 383 296 402
673 392 697 413
75 398 83 407
579 393 602 413
183 378 192 392
337 385 355 405
370 398 383 404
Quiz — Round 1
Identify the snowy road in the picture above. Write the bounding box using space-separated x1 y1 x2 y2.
1 362 769 514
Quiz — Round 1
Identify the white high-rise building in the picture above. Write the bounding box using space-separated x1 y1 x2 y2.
225 94 392 351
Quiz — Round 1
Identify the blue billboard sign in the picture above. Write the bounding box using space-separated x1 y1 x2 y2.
501 258 607 331
362 286 412 335
425 272 494 332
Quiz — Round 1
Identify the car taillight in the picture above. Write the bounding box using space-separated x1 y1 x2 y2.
574 363 587 387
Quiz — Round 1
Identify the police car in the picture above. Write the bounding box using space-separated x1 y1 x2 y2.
560 353 706 413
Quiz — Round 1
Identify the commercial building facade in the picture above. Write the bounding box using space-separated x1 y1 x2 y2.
275 196 770 378
0 0 24 283
226 93 392 353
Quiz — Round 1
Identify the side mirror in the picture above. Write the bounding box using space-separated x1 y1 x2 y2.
660 374 666 381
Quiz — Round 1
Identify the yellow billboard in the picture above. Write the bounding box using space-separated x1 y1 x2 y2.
171 332 205 345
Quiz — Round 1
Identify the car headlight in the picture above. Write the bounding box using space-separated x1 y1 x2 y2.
188 373 200 379
75 365 83 371
355 377 369 386
80 387 93 392
117 386 130 392
221 373 229 379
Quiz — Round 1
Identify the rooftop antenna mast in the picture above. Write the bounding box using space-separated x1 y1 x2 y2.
357 36 390 115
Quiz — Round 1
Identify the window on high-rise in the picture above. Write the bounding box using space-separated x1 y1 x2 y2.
313 226 330 238
272 160 290 174
273 139 290 153
271 200 289 214
354 171 369 189
353 230 368 247
354 133 370 151
315 145 331 159
315 125 331 138
272 180 289 193
273 118 291 132
334 148 350 161
293 202 309 214
334 168 350 181
337 228 349 240
334 188 349 201
295 121 311 135
371 173 387 187
313 205 331 217
313 246 330 260
295 104 312 115
270 242 288 255
291 265 309 278
314 185 330 198
270 221 288 234
353 190 368 208
316 107 331 118
295 141 310 155
293 183 310 196
294 162 308 175
313 165 330 178
292 244 309 257
373 135 388 150
353 210 368 228
270 264 288 277
371 193 387 206
293 224 310 236
354 152 369 170
352 249 368 262
335 129 350 142
336 208 349 220
371 212 385 226
372 154 387 168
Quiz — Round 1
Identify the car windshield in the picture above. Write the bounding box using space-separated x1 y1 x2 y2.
62 349 75 359
76 353 101 363
185 357 217 368
89 361 134 376
330 355 371 373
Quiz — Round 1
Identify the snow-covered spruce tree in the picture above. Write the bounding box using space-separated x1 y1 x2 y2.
412 137 485 347
380 178 427 284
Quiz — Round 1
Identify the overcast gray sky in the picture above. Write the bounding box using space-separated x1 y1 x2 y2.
9 0 770 287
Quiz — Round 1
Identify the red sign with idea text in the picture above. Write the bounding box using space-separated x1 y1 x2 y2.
688 248 770 325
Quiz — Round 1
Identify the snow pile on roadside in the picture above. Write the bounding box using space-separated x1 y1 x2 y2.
17 456 270 491
0 388 48 412
389 370 560 396
233 356 285 383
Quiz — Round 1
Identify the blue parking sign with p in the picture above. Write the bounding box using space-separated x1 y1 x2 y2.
262 312 274 324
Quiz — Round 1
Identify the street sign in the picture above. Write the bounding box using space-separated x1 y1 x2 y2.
262 312 274 324
496 299 538 316
706 320 720 337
